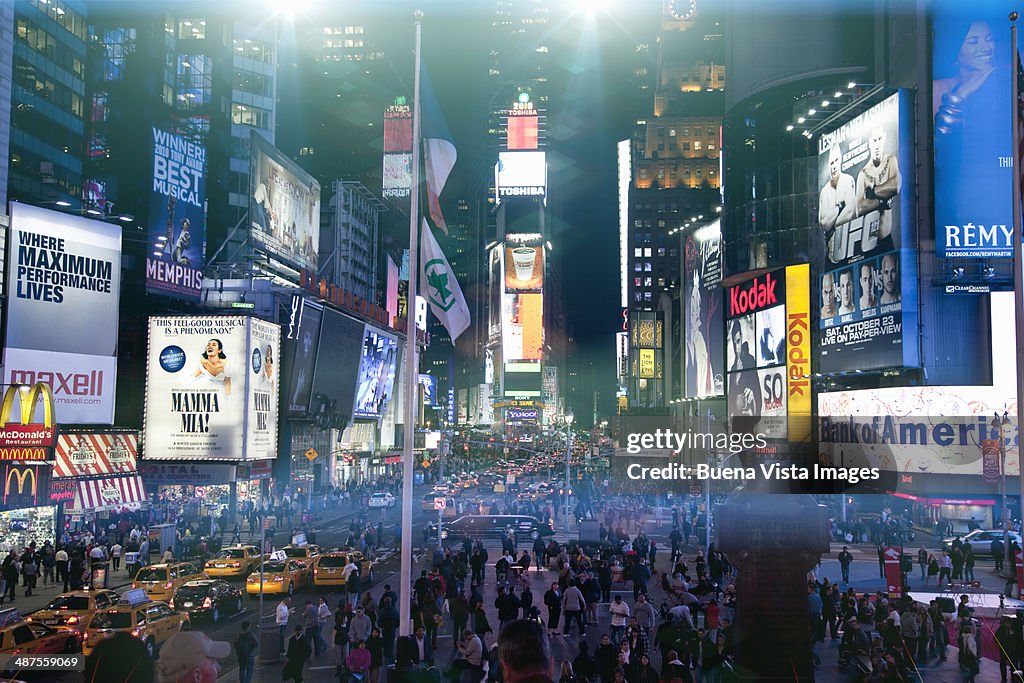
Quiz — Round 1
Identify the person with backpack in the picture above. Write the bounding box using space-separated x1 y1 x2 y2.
21 555 37 596
234 620 258 683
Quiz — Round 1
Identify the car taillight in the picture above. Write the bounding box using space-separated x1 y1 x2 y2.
233 562 241 568
314 568 318 575
131 629 140 638
165 582 173 590
205 561 212 568
67 616 79 625
203 597 212 608
132 582 137 589
25 617 31 622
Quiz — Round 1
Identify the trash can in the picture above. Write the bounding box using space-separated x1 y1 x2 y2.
260 619 282 664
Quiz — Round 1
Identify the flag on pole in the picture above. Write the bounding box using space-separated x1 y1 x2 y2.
420 68 457 236
421 218 470 341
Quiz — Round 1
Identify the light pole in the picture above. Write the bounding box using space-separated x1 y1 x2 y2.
994 411 1012 576
564 412 574 533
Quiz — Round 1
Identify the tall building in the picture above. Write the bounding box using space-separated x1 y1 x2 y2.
319 180 386 303
8 0 89 208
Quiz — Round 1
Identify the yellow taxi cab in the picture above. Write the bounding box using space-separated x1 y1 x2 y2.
203 545 264 578
245 558 310 596
132 561 208 602
28 589 121 632
0 608 79 657
311 550 375 588
281 544 321 563
82 589 189 658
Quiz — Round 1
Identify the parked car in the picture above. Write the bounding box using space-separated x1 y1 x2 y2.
170 579 244 623
424 514 554 544
942 529 1023 556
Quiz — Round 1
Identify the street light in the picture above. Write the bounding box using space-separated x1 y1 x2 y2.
565 412 574 533
994 411 1013 576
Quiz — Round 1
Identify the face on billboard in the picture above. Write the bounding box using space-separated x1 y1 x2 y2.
683 224 724 399
754 305 785 368
249 133 321 273
353 329 398 419
504 246 543 290
933 5 1013 257
727 315 755 373
880 253 900 305
147 128 205 301
246 319 281 461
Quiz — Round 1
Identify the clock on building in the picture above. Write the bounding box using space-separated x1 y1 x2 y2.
667 0 697 21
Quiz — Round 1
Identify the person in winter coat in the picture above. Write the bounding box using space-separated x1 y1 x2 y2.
283 625 312 683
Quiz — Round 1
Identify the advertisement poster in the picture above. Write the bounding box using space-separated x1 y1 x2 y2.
504 246 544 291
3 349 117 425
786 264 812 443
497 151 546 199
246 318 281 461
419 375 436 405
933 3 1014 257
249 132 321 274
502 292 543 362
54 429 138 478
817 92 917 372
726 269 788 440
146 127 205 300
143 316 280 461
683 221 723 398
6 203 121 357
382 153 413 199
283 296 323 418
353 328 398 419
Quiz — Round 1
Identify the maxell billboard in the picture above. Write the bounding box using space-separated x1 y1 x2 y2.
146 127 206 300
683 221 724 399
4 202 120 424
143 316 280 461
933 4 1014 257
816 91 918 373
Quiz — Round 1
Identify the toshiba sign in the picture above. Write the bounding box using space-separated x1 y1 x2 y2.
728 271 786 318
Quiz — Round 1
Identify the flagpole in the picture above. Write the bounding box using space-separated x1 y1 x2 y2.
1010 11 1024 544
399 12 423 639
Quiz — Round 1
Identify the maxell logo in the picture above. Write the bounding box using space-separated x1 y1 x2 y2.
9 369 103 396
730 272 778 316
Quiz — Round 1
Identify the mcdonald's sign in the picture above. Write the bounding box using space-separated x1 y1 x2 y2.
0 447 48 462
1 463 48 508
0 383 56 449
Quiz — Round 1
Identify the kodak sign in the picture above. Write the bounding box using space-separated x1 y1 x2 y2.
785 264 812 443
0 383 57 450
728 271 786 317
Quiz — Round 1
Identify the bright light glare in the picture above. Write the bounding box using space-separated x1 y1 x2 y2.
576 0 613 14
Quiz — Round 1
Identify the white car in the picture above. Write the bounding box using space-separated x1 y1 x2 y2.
368 492 396 509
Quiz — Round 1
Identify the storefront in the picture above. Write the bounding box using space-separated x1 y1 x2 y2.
140 463 237 525
0 462 58 550
891 491 996 534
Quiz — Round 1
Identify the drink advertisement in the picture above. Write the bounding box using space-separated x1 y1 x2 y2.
143 316 280 461
146 127 205 300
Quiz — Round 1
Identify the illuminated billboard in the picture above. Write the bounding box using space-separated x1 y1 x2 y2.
146 127 205 300
383 100 412 153
502 292 543 361
683 221 724 398
249 132 321 274
283 296 323 419
504 361 541 397
817 91 918 373
508 114 539 151
933 4 1014 257
726 265 811 442
503 246 543 291
496 151 546 199
383 154 413 199
353 327 398 420
143 316 280 461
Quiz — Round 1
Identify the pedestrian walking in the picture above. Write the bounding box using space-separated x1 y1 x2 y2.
234 620 258 683
283 625 311 683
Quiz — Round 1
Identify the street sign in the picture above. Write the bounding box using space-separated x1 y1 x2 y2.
690 485 702 498
305 448 318 462
422 459 431 468
506 474 515 484
434 497 446 510
194 486 207 498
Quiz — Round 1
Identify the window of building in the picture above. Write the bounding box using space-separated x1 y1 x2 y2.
231 103 272 129
634 263 642 272
682 142 690 151
634 248 642 257
657 278 665 287
177 55 212 110
644 292 652 301
233 38 274 63
634 277 641 287
694 141 702 151
232 69 272 97
657 143 664 151
177 19 206 40
669 128 676 137
644 248 652 257
644 262 652 272
657 220 665 228
708 128 715 136
657 248 666 257
635 292 643 302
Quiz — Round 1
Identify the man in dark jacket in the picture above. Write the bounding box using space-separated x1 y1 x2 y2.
543 583 561 636
595 633 617 683
498 620 554 683
283 625 311 683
